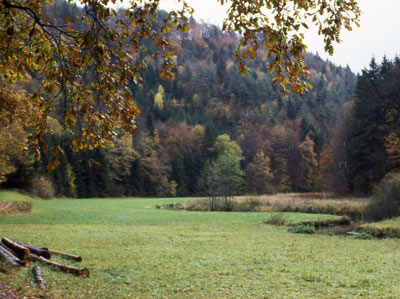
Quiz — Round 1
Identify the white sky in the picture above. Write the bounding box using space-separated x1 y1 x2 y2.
117 0 400 74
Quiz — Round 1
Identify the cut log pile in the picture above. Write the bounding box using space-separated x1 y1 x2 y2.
0 237 89 291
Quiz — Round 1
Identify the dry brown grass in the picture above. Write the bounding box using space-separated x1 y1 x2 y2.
357 217 400 238
243 193 368 216
0 201 32 215
263 213 286 226
167 193 369 218
289 216 351 228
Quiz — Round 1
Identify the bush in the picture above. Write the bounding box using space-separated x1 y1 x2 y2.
31 175 55 199
291 216 351 228
347 231 373 240
364 173 400 222
287 225 315 234
263 214 286 226
108 182 125 197
356 222 400 238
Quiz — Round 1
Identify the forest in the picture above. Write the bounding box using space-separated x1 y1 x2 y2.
1 0 398 200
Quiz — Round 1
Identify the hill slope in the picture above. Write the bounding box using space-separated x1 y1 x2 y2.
2 1 356 197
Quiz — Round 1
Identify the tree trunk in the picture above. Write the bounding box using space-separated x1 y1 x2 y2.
32 266 46 290
47 249 82 262
16 242 51 259
210 197 216 211
31 254 89 277
1 238 30 261
0 245 31 267
0 246 20 268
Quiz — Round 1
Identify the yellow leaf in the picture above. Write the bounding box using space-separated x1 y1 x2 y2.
248 46 257 58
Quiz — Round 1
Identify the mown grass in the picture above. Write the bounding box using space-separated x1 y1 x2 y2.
0 191 399 298
0 190 34 202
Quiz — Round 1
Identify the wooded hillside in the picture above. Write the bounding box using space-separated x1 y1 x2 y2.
2 0 357 197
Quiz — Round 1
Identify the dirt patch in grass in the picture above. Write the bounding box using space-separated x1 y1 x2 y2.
0 201 32 215
0 281 22 299
0 202 12 211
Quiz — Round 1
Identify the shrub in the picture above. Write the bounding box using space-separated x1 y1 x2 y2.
347 231 373 240
108 182 125 197
287 225 315 234
231 198 261 212
263 214 286 226
291 216 351 228
356 221 400 238
364 173 400 222
31 175 55 199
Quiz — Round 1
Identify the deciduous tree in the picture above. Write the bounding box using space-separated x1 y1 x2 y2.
294 135 318 191
385 132 400 172
245 151 274 195
106 130 140 184
0 84 34 182
201 134 244 209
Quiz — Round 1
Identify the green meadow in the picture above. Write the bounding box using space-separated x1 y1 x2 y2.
0 191 400 298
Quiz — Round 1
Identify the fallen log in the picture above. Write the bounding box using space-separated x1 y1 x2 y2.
32 266 46 290
0 244 30 267
0 245 20 268
31 254 89 277
16 242 51 259
1 237 30 261
48 249 82 262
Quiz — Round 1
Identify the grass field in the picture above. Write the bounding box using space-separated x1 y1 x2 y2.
357 217 400 238
0 190 34 202
0 190 400 298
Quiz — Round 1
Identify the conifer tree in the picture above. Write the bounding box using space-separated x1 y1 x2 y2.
347 57 400 193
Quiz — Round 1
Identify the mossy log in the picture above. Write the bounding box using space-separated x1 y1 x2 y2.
48 249 82 262
31 254 89 277
33 266 46 290
16 242 51 259
1 237 30 261
0 244 30 267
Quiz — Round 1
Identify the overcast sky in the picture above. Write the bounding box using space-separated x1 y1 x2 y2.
118 0 400 74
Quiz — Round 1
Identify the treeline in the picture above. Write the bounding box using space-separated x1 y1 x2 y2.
346 57 400 193
2 0 367 197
